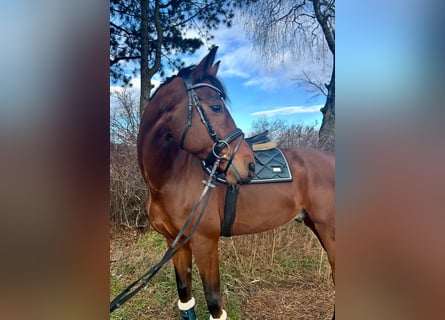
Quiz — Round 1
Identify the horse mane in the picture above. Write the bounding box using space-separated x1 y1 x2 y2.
150 65 229 101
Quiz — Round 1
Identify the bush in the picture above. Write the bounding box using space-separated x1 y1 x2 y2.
250 116 321 149
110 142 147 227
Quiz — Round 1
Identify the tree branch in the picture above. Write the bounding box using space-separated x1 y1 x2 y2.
295 70 328 97
110 55 141 67
168 2 219 30
311 0 335 55
110 21 139 38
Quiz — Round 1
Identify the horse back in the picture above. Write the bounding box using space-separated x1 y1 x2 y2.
282 146 334 180
282 147 334 213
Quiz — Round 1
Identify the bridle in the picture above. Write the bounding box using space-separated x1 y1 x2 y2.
180 73 245 184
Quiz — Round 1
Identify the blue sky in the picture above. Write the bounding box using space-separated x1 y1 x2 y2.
111 20 331 135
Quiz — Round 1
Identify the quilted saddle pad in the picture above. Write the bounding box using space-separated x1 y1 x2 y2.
250 147 293 183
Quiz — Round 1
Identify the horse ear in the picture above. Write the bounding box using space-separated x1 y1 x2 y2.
193 46 219 79
209 60 220 76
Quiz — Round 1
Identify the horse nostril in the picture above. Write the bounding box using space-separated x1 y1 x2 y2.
248 162 255 177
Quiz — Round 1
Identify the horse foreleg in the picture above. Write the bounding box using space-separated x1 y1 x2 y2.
170 242 196 320
191 236 226 320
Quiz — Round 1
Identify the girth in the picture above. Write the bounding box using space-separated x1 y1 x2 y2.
220 184 239 237
219 131 293 237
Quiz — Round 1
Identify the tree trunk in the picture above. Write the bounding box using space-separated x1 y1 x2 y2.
318 63 335 151
312 0 335 55
139 0 149 116
139 0 162 116
312 0 335 151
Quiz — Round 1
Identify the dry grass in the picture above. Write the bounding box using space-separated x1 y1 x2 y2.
110 221 334 319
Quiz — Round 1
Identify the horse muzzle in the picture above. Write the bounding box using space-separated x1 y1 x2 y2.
202 132 255 185
225 159 255 185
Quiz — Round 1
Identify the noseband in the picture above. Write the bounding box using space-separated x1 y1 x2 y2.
180 74 244 184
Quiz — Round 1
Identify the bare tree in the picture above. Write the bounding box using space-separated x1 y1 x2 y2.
250 117 319 149
240 0 335 151
110 142 147 227
295 70 328 98
251 116 288 141
110 87 140 146
278 123 319 149
110 88 147 227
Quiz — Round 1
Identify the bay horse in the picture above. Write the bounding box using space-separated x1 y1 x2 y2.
137 47 335 319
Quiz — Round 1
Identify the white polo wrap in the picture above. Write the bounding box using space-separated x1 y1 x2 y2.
177 297 196 311
210 309 227 320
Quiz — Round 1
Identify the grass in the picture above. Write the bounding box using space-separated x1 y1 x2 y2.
110 221 334 319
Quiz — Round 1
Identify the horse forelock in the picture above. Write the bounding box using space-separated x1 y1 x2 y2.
149 65 228 102
202 74 228 101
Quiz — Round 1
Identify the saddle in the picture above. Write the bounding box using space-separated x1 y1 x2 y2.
244 130 293 183
221 131 293 237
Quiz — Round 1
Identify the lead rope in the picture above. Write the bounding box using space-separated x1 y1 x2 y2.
110 159 221 313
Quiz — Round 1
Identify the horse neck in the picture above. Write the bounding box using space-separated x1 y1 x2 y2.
139 95 190 191
144 140 189 191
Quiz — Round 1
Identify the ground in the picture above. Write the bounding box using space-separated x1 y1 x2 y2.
110 222 334 320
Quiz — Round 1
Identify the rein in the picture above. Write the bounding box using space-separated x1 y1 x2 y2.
109 159 221 313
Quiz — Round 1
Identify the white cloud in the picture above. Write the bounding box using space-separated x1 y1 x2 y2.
250 105 323 116
203 21 333 92
109 9 332 99
243 76 283 91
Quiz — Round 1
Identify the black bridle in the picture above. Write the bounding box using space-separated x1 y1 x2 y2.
180 74 244 184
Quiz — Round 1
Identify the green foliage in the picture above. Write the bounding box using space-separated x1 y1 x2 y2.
137 232 165 253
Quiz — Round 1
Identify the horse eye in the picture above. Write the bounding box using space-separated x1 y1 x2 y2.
209 104 223 113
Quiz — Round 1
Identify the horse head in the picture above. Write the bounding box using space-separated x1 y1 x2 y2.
165 47 255 185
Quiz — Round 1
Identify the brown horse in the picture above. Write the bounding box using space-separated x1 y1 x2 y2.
137 47 335 320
